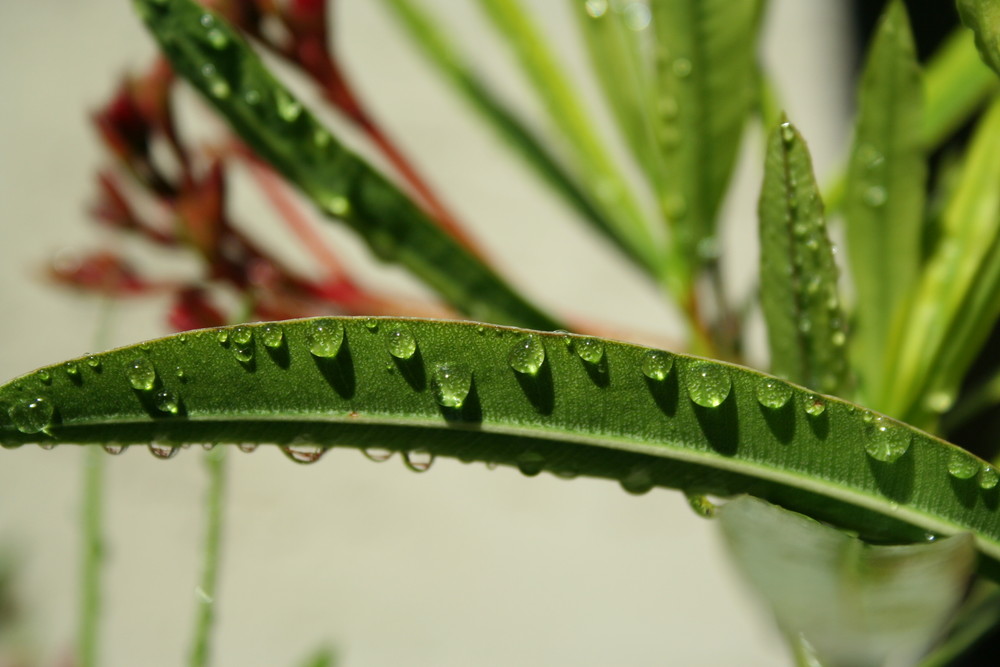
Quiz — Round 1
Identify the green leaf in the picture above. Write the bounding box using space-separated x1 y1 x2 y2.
649 0 764 265
923 27 999 148
473 0 664 280
843 0 927 410
759 120 849 396
4 318 1000 579
377 0 637 272
720 496 976 667
132 0 559 331
957 0 1000 78
884 97 1000 425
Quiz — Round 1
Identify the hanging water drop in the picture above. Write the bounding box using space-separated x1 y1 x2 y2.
863 416 910 463
8 396 54 434
148 442 178 459
385 325 418 360
125 358 157 391
671 57 693 77
38 443 57 451
155 390 180 415
508 335 545 375
981 465 999 490
620 465 654 495
431 363 472 408
201 443 216 451
573 337 605 364
640 350 673 381
780 122 795 145
801 394 826 416
756 378 792 409
686 362 731 408
362 447 393 463
237 443 258 453
947 451 979 480
281 442 327 464
306 319 344 358
102 443 128 455
403 449 434 472
260 324 284 348
516 451 546 477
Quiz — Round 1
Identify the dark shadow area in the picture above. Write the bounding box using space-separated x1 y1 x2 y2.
581 356 610 388
645 370 679 417
312 336 356 399
438 377 483 424
760 401 796 445
867 449 915 504
264 339 291 369
805 408 830 441
394 348 427 392
514 360 555 415
693 396 738 456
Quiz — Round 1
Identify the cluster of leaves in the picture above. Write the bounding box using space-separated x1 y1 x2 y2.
7 0 1000 664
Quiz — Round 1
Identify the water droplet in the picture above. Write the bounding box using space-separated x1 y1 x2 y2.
801 394 826 416
216 329 230 344
313 128 331 148
260 324 284 348
201 443 216 451
864 185 887 207
306 319 344 358
431 363 472 408
780 122 795 144
323 195 350 217
207 28 228 49
756 378 792 409
947 451 979 480
863 416 910 463
38 443 56 451
925 391 954 414
640 350 673 381
621 3 651 31
244 89 261 106
685 493 718 518
362 447 393 463
102 443 127 455
148 442 178 460
516 451 546 477
509 335 545 375
572 338 605 364
8 396 54 434
385 325 417 360
86 355 101 370
981 465 999 490
281 442 327 464
200 63 230 99
671 57 692 77
275 89 302 122
155 391 180 415
125 358 157 391
199 12 215 28
364 318 379 331
231 326 253 346
403 449 434 472
584 0 608 18
64 361 80 377
237 443 258 453
686 362 731 408
37 369 51 384
831 330 847 347
174 366 187 381
620 465 654 495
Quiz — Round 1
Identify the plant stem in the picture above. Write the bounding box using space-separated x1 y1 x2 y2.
189 446 227 667
78 446 105 667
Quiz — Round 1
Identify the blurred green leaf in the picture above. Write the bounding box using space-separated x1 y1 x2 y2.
720 496 976 667
844 0 926 410
133 0 560 331
759 120 849 396
957 0 1000 77
924 27 999 147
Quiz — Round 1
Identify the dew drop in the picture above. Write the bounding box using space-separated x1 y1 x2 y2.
207 28 228 49
362 447 393 463
685 493 718 518
431 363 472 408
244 89 261 106
801 393 826 416
237 443 258 453
86 355 101 370
863 416 910 463
313 128 331 148
516 451 546 477
64 361 80 377
200 63 230 99
686 362 731 408
925 391 954 414
981 465 999 490
621 3 651 31
403 449 434 472
125 358 157 391
947 451 980 480
260 324 284 348
148 442 178 460
385 325 418 360
38 443 56 451
780 122 795 145
323 195 350 217
8 396 54 434
231 326 253 346
508 335 546 375
364 318 379 332
831 330 847 347
306 319 344 358
671 57 693 77
174 366 187 381
620 465 654 495
281 442 327 464
102 443 127 455
864 185 887 207
756 378 792 409
572 337 605 364
640 350 673 381
155 390 180 415
201 443 216 451
216 329 230 344
275 89 302 122
37 369 51 384
199 12 215 28
584 0 608 18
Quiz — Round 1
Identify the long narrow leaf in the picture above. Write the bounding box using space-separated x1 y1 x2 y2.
844 0 926 409
923 27 999 148
377 0 638 272
759 120 849 396
3 318 1000 578
133 0 560 331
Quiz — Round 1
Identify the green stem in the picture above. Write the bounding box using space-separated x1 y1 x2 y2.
189 446 227 667
78 446 105 667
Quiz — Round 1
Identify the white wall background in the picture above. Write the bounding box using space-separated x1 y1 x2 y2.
0 1 851 665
